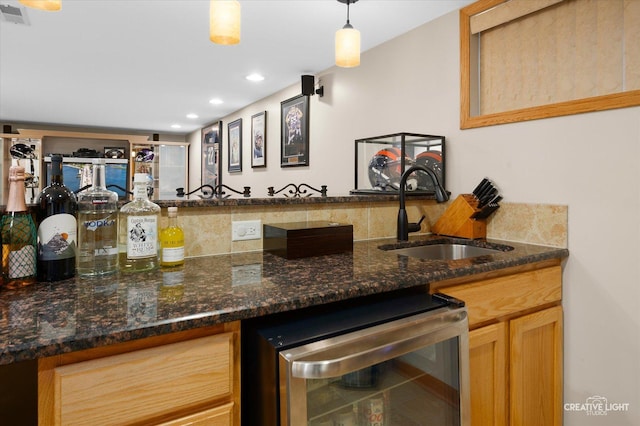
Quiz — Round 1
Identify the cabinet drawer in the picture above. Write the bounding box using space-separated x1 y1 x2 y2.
440 266 562 328
159 402 234 426
51 333 233 426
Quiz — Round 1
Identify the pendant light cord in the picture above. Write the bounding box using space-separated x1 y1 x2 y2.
346 0 351 25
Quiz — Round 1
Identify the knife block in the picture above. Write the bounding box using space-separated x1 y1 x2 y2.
432 194 487 239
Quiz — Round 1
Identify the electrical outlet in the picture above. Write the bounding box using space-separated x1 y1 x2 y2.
232 220 262 241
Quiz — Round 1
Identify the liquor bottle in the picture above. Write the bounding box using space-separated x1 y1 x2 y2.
1 166 37 288
118 173 160 272
160 207 185 268
36 154 78 282
77 159 119 276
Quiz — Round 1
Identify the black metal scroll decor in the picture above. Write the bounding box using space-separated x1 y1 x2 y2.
176 184 251 199
267 183 327 198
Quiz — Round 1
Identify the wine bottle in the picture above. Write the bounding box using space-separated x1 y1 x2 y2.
160 206 185 268
1 165 37 288
36 154 78 282
77 159 119 276
118 173 160 272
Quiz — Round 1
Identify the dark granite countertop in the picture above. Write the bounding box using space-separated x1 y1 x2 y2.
0 236 568 365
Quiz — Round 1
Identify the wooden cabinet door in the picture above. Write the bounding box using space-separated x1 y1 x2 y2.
158 402 234 426
39 333 233 426
509 306 563 426
469 322 508 426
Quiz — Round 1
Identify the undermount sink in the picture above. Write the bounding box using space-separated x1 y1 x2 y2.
380 241 512 261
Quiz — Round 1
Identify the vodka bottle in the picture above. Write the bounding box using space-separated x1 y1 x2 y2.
1 166 37 288
77 159 119 276
118 173 160 272
159 207 185 268
36 154 78 282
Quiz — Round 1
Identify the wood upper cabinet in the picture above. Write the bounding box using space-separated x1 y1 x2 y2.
432 261 563 426
38 322 240 426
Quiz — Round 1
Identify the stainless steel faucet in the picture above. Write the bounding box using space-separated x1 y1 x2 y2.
397 165 449 241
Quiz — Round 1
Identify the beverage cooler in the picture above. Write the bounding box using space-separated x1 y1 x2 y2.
242 291 470 426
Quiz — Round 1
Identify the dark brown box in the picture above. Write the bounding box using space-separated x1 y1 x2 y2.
263 221 353 259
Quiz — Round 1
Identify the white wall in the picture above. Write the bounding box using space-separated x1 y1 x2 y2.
189 10 640 425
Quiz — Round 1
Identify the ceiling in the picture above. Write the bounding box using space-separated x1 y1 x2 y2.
0 0 472 135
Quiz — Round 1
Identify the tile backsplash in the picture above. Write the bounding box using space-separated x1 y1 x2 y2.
163 199 567 258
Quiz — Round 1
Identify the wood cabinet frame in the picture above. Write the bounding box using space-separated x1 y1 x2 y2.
460 0 640 129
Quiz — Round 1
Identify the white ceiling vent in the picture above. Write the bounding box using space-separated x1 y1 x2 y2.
0 4 30 25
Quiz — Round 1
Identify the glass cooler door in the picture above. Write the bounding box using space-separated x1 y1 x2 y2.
279 307 470 426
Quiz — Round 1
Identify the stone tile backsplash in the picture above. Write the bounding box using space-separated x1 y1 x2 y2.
162 200 568 258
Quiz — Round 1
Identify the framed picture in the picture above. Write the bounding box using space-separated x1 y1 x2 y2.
251 111 267 168
104 146 125 159
201 121 222 188
280 94 309 167
228 118 242 172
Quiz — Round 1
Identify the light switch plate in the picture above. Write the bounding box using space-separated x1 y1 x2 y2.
232 220 262 241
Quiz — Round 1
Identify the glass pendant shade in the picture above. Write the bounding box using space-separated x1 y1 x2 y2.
335 24 361 68
209 0 241 45
19 0 61 11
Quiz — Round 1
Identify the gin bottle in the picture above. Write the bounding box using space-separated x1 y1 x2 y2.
1 166 37 288
77 159 119 276
118 173 160 272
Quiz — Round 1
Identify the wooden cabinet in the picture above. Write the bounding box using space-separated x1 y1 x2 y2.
469 322 507 426
432 261 563 426
38 322 240 426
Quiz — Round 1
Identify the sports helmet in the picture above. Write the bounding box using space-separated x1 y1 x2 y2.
368 147 413 190
10 143 36 160
414 150 443 191
135 148 154 162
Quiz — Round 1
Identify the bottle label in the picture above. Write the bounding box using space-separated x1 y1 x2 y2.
80 215 118 257
162 246 184 263
37 214 77 261
127 216 157 259
9 245 36 278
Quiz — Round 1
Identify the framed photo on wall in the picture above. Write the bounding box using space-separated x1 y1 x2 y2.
251 111 266 168
228 118 242 172
201 121 222 188
280 94 309 167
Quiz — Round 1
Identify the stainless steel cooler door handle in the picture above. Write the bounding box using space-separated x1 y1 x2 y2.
285 307 468 379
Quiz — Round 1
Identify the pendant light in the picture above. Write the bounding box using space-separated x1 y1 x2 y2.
19 0 61 11
335 0 360 68
209 0 241 45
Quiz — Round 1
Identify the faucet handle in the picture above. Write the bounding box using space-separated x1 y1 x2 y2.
407 215 426 233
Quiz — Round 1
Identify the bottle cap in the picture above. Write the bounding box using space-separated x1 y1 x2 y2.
168 206 178 217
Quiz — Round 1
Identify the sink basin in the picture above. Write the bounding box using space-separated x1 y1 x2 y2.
381 242 509 261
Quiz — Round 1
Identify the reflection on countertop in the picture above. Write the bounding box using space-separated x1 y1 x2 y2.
0 235 568 365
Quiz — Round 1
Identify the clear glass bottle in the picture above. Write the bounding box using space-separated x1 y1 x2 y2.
77 159 119 276
36 154 78 282
1 166 37 288
160 206 185 268
118 173 160 272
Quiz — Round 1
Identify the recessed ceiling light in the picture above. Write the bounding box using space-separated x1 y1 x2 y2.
246 73 265 82
209 98 224 105
186 113 199 119
171 124 182 129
